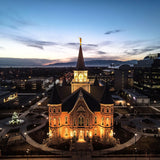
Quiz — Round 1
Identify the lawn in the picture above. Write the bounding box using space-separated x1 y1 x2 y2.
114 123 134 144
114 136 160 154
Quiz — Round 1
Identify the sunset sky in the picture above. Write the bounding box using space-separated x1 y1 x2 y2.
0 0 160 63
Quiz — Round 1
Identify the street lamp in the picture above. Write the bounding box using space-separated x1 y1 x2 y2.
26 148 30 160
134 133 137 144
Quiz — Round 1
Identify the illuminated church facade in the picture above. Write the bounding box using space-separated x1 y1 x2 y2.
48 38 114 144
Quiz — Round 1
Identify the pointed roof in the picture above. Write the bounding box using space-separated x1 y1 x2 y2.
62 77 67 86
93 75 99 86
76 38 85 70
48 83 61 104
100 82 114 104
62 87 100 112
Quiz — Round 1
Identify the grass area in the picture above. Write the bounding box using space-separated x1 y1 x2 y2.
49 141 70 151
93 141 114 150
114 123 134 144
1 142 51 155
29 124 49 144
114 136 160 154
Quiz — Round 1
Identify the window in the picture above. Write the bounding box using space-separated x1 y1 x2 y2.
74 119 76 126
58 118 60 125
106 117 109 126
102 117 104 125
53 108 56 113
54 118 56 126
65 116 68 124
86 119 89 126
58 108 60 112
87 130 89 137
95 128 97 135
65 128 68 136
78 117 84 126
107 108 109 112
95 116 97 124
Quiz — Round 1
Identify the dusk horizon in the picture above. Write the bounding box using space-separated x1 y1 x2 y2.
1 0 160 62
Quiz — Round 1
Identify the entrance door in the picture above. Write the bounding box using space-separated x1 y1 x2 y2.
77 130 85 142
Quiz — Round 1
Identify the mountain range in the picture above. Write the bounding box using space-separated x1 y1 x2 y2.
0 58 137 67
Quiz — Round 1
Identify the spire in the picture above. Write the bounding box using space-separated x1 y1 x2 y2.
49 83 61 104
100 82 113 104
76 37 85 70
93 75 99 86
62 77 67 86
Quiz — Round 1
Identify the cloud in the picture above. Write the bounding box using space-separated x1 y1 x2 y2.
125 45 160 55
99 41 112 46
13 36 57 49
0 46 4 49
65 42 98 51
0 32 57 49
97 51 107 54
0 10 32 30
104 29 122 35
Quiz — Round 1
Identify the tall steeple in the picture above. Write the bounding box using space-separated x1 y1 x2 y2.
100 82 114 104
76 38 85 70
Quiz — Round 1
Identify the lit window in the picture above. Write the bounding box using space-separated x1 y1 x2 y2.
78 117 84 126
58 118 60 125
54 118 56 126
106 117 109 126
65 128 68 136
95 128 97 135
102 117 104 125
65 116 68 124
95 116 97 124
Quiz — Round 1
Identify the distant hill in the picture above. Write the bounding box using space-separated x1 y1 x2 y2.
0 58 53 66
48 60 138 67
0 58 137 67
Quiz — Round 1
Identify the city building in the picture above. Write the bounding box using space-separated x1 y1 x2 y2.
48 39 115 145
134 53 160 101
114 65 133 90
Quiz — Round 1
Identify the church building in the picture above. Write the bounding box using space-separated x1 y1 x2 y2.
48 38 114 144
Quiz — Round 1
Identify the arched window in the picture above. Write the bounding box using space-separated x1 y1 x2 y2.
65 116 68 124
58 118 60 126
86 119 89 126
102 117 104 125
53 108 56 113
107 108 109 112
74 119 76 126
106 117 109 126
65 128 68 136
78 117 84 126
95 116 97 124
94 128 97 135
54 118 56 126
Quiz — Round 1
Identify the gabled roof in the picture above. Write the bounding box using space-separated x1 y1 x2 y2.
76 44 85 70
62 87 100 112
48 84 61 104
100 83 114 104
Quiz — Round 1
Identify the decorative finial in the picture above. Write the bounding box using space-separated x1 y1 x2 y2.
79 37 82 45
